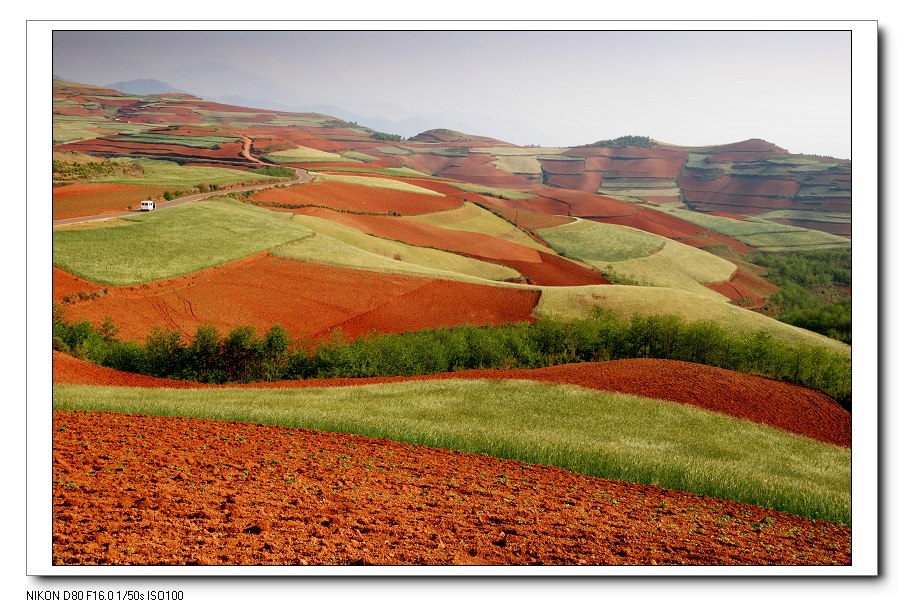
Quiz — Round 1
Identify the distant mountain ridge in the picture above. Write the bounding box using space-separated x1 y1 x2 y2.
104 79 185 95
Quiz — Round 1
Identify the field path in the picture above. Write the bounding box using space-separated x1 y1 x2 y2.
52 165 312 227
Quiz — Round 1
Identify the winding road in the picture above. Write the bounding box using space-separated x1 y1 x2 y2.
53 136 312 227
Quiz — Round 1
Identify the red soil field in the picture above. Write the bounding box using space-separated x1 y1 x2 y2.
546 172 603 192
462 196 570 232
568 146 689 162
706 267 781 309
52 183 172 220
54 255 541 343
291 207 545 263
584 156 686 176
253 180 461 215
289 207 603 286
326 279 540 338
680 176 800 198
51 408 851 566
490 251 610 287
539 159 586 175
682 191 794 209
768 219 851 238
53 268 107 304
401 153 458 176
582 208 711 240
526 186 639 218
53 353 850 449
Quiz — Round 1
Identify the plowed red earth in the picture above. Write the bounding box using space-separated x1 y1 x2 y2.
51 408 851 565
53 184 172 219
53 256 540 342
253 180 461 215
547 173 603 192
706 268 781 309
53 353 850 448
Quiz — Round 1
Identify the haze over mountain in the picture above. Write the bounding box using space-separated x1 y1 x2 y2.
52 30 853 158
104 78 185 96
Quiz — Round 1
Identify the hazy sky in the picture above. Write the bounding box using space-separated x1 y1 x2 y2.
52 30 852 158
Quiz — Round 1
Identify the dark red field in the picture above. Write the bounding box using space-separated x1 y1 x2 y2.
53 256 541 343
51 408 851 566
253 180 462 215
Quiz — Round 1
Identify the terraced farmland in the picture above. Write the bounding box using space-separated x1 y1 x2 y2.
49 79 856 568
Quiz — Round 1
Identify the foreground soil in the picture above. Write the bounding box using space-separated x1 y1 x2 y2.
52 410 851 566
53 353 851 448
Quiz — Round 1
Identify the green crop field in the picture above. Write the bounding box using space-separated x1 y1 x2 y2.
303 166 430 178
339 150 378 162
410 203 553 252
53 198 313 285
752 210 852 224
314 173 444 196
53 117 149 144
538 219 736 297
537 219 665 262
652 205 851 251
272 215 521 283
53 380 851 524
90 158 281 187
534 285 852 357
112 132 238 149
448 182 536 200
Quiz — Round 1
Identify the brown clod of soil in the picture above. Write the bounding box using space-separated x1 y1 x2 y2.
52 409 851 566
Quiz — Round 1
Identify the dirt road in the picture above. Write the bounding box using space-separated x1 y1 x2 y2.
52 166 312 227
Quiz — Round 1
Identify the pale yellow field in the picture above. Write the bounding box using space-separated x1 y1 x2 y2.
410 202 554 253
489 155 543 175
313 173 444 196
262 146 348 162
534 285 851 357
271 214 522 283
537 219 737 298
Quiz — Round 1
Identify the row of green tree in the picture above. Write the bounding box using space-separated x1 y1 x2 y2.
53 308 852 409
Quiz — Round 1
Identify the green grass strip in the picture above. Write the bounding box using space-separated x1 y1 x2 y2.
449 183 536 200
52 198 312 285
53 380 851 525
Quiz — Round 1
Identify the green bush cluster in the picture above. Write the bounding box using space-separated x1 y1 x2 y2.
52 158 141 181
53 308 852 408
751 248 852 343
587 135 655 148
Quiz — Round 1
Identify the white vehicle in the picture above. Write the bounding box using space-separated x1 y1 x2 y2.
140 200 156 211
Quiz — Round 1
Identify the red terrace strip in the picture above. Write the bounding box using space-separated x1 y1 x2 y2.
525 186 639 217
705 267 781 309
540 159 586 175
584 156 686 176
545 173 603 193
682 191 795 209
254 181 461 215
53 354 850 448
52 184 173 220
53 255 541 343
286 207 603 286
51 408 851 566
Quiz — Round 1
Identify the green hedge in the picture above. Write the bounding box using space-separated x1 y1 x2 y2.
52 307 851 409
